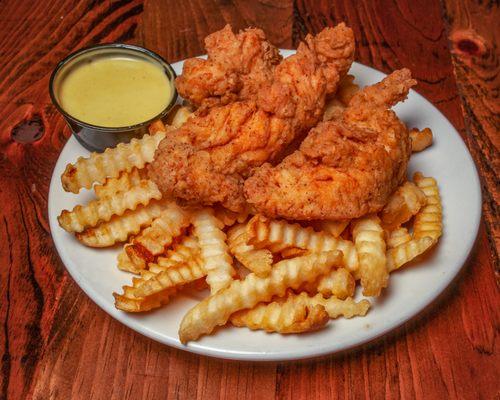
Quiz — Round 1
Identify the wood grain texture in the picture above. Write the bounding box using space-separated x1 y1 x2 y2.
441 0 499 273
0 0 498 399
141 0 293 62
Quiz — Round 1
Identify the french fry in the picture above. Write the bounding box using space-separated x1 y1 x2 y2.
192 209 235 293
156 235 200 268
114 287 176 312
58 180 162 233
231 292 329 333
213 205 249 227
94 168 145 199
386 227 412 249
117 250 139 273
246 215 358 272
380 182 427 230
231 292 369 333
385 173 443 272
413 172 443 241
115 235 202 310
352 215 388 297
167 105 194 128
148 119 168 134
132 259 206 298
119 202 190 272
279 247 309 259
75 200 166 247
114 268 179 312
410 127 433 152
227 224 273 277
178 251 342 343
61 132 166 193
317 219 350 238
387 236 435 272
303 267 355 299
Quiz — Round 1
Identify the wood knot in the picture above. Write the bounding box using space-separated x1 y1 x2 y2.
450 29 487 58
11 114 45 143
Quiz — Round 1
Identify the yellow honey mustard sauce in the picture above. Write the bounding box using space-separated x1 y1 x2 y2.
58 55 172 127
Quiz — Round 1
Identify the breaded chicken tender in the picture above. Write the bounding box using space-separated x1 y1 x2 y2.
244 69 416 220
175 25 282 110
148 24 355 212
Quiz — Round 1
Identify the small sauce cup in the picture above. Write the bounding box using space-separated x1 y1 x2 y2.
49 43 177 152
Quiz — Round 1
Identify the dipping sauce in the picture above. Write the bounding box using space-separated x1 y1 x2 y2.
57 55 172 127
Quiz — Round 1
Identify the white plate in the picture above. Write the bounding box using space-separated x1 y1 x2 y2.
48 51 482 361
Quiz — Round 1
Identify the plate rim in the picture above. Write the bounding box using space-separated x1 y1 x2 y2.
48 54 482 361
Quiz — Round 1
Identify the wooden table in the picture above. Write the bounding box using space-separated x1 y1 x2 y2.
0 1 498 399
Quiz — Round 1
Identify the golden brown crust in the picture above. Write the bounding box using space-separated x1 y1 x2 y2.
175 25 282 110
149 25 356 212
244 69 416 220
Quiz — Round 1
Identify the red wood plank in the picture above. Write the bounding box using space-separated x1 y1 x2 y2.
0 0 497 399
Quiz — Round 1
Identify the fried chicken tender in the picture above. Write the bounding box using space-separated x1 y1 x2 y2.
244 69 416 220
148 24 355 212
175 25 282 110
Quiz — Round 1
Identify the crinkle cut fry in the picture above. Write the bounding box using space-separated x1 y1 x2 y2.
227 224 273 277
302 267 355 299
133 259 206 298
380 181 427 231
114 235 202 311
213 206 249 227
114 269 178 312
94 168 145 199
148 119 168 134
58 180 162 233
352 215 388 297
410 127 433 152
231 292 370 333
386 227 412 249
413 172 443 241
168 105 194 129
75 199 166 247
114 287 177 312
231 292 329 333
246 215 358 271
118 202 190 272
156 235 200 268
192 208 235 293
61 132 166 193
387 236 435 272
318 219 350 238
386 173 442 272
178 251 342 343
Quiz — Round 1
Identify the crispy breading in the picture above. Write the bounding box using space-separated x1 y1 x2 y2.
245 69 416 220
148 24 355 212
176 25 282 109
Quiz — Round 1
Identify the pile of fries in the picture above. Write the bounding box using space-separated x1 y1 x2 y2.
57 78 442 344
